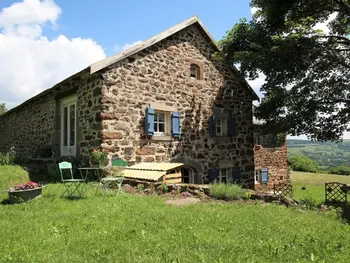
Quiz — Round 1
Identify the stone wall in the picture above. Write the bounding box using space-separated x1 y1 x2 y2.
0 71 103 162
253 131 288 189
99 24 255 184
0 92 55 156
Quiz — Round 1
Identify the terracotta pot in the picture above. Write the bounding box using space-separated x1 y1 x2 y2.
7 186 44 203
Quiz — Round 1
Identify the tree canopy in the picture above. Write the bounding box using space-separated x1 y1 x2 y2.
0 103 6 115
220 0 350 141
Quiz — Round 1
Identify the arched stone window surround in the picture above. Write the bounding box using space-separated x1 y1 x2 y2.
186 59 204 81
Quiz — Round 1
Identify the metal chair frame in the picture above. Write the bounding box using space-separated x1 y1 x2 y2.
59 161 86 198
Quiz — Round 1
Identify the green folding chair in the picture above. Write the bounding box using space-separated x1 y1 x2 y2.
59 161 86 198
100 158 127 195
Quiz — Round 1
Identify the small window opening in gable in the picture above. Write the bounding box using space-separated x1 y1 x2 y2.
190 64 200 80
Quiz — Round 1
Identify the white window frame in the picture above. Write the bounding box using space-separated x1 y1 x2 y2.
182 168 194 184
216 118 223 136
254 134 262 145
60 96 77 156
154 111 167 136
217 168 230 183
190 64 200 79
255 169 261 183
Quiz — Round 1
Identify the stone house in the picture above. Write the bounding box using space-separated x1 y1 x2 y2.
0 16 287 188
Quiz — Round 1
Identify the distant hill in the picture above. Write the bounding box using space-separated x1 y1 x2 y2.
287 139 350 169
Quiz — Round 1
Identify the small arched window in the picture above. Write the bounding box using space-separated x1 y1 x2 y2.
190 64 200 80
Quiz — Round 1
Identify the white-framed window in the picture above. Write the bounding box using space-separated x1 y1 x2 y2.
218 168 230 183
190 64 200 79
254 134 262 145
60 96 77 156
154 111 167 136
182 168 195 184
255 169 261 183
216 118 223 136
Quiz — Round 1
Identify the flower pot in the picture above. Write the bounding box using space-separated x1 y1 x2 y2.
7 186 44 203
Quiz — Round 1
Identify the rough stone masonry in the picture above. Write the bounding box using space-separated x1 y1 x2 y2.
99 24 255 184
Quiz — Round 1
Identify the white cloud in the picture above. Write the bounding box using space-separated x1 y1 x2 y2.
0 0 106 108
113 40 142 53
0 0 60 28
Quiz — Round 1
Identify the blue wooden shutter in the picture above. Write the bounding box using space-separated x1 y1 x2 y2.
231 167 241 183
171 112 180 138
227 118 236 136
145 108 155 136
261 168 269 184
208 168 219 182
209 115 216 136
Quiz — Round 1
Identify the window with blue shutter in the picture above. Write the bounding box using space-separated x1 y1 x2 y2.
227 118 236 136
171 112 180 138
261 168 269 184
145 108 155 136
231 167 241 183
208 168 219 182
209 115 216 136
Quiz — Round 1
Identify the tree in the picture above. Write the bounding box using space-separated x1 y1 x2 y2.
220 0 350 141
0 103 6 115
288 155 318 173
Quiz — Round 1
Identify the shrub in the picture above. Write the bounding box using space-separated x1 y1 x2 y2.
288 155 318 173
328 166 350 175
299 194 318 210
0 147 16 166
136 184 144 192
156 184 168 194
209 183 247 200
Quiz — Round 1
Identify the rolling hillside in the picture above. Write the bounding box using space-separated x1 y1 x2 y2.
287 139 350 169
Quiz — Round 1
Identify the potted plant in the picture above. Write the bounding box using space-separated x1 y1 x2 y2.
91 148 108 167
7 182 44 203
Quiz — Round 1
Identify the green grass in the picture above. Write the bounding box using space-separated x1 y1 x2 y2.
1 166 350 262
292 171 350 204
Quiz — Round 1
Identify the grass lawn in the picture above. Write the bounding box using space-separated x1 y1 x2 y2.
1 166 350 262
291 171 350 204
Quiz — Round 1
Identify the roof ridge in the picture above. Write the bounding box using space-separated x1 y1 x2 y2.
90 15 219 73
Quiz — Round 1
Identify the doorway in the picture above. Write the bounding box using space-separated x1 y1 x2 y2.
60 95 77 156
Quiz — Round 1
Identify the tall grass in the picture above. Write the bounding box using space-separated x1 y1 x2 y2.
0 165 29 189
209 183 247 200
0 151 16 166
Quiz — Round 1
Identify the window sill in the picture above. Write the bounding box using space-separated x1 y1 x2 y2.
152 136 173 141
188 78 204 84
213 135 231 139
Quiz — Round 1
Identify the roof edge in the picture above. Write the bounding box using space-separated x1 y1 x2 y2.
90 15 259 100
90 16 220 74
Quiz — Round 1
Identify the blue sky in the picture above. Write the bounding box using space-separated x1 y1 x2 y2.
49 0 253 55
1 0 253 56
